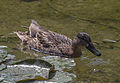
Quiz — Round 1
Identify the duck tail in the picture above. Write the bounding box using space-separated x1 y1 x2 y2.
14 31 27 42
31 20 40 26
21 25 28 29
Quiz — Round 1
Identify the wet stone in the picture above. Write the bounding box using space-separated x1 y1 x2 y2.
3 54 15 63
17 80 57 83
16 71 76 83
0 45 15 64
103 39 117 43
49 71 76 83
0 64 7 71
41 56 76 71
87 58 109 66
15 56 76 83
0 59 54 82
0 77 4 82
0 46 7 49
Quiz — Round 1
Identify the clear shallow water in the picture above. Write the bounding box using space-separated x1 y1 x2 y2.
0 0 120 82
0 46 76 83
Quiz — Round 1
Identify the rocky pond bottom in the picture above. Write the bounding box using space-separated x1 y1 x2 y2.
0 46 76 83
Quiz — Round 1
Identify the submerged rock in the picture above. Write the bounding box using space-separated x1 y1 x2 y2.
0 59 54 83
17 80 57 83
87 58 109 66
49 71 76 83
103 39 117 43
16 71 76 83
41 56 76 71
0 77 4 82
0 46 76 83
0 46 15 63
15 56 76 83
0 64 7 71
0 46 7 49
0 46 15 71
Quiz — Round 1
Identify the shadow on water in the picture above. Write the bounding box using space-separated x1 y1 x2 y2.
20 0 39 2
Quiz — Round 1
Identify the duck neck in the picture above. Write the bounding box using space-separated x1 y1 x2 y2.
71 37 82 58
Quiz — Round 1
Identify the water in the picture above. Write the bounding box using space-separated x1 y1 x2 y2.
0 0 120 82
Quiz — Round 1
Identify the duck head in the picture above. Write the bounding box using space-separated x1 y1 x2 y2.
76 32 101 56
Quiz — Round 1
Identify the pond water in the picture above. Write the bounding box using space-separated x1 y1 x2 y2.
0 0 120 83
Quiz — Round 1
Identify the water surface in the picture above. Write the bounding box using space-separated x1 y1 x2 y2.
0 0 120 82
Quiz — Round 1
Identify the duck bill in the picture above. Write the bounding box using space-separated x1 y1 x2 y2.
86 42 101 56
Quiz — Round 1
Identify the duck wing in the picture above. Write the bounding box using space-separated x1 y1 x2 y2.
28 37 63 56
29 20 73 56
29 20 72 45
29 20 49 37
35 29 73 56
48 31 72 45
15 31 63 56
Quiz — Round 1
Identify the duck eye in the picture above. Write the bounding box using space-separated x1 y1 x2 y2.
80 37 85 40
77 36 85 40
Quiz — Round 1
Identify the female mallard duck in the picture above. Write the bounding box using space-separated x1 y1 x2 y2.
15 20 101 58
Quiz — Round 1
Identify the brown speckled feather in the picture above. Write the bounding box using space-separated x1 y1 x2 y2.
15 20 101 57
29 20 73 56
